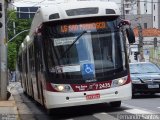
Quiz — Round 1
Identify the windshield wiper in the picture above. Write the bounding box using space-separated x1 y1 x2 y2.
60 31 87 59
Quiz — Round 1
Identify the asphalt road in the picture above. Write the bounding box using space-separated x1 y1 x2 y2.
123 93 160 113
9 82 160 120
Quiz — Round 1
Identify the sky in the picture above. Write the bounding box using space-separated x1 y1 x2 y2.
12 0 121 7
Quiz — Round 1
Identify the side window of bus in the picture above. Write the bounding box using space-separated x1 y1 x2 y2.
44 38 56 71
29 45 35 72
18 55 22 73
25 51 28 74
34 35 43 72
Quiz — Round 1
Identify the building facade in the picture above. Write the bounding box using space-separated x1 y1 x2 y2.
130 28 160 63
121 0 160 29
152 0 160 28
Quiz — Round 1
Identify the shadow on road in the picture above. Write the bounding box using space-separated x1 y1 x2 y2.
41 103 129 120
132 93 160 99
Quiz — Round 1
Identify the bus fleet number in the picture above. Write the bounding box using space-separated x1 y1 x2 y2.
99 83 111 89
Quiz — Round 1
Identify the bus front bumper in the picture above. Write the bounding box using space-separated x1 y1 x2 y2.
44 83 131 109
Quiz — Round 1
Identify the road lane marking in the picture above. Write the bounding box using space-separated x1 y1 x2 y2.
124 108 153 114
122 103 159 114
93 112 119 120
122 103 160 120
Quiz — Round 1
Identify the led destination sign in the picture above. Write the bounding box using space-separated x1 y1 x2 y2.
60 22 107 33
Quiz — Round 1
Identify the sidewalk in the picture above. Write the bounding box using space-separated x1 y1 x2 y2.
0 85 19 120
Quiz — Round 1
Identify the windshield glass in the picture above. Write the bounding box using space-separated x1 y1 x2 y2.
43 18 128 82
130 63 160 74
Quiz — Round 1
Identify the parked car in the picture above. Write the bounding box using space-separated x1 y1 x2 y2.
129 62 160 95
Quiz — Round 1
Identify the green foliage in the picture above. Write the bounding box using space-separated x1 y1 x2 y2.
7 10 32 71
8 43 17 71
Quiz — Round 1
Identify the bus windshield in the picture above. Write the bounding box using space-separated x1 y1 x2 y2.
43 18 128 83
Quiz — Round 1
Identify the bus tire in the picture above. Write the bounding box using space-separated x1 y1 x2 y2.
40 83 45 106
46 108 53 116
31 79 34 98
132 93 135 98
150 92 155 95
110 101 121 107
23 90 27 95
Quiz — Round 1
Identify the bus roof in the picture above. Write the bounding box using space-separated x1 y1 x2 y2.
29 1 120 36
39 1 120 21
19 1 121 53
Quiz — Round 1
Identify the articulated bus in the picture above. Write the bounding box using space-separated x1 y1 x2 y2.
17 0 135 113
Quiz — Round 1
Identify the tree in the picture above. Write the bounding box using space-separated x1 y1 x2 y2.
8 42 17 71
7 10 32 71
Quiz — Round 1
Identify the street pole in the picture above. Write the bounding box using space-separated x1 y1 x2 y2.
13 21 16 35
0 0 7 100
137 0 144 62
121 0 125 19
8 29 30 42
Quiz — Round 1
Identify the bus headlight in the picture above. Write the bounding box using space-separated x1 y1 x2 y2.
57 85 64 91
118 78 127 85
112 76 128 87
51 84 73 92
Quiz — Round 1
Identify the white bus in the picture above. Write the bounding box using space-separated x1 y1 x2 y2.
17 0 135 113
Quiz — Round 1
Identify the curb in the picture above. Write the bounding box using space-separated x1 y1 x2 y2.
0 100 20 120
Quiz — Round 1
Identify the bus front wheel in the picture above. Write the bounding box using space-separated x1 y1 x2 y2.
46 108 53 116
110 101 121 107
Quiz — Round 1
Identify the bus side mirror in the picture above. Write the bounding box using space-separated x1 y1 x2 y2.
126 27 135 44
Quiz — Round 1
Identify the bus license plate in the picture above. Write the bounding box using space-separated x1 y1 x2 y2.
86 93 100 100
148 84 159 88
